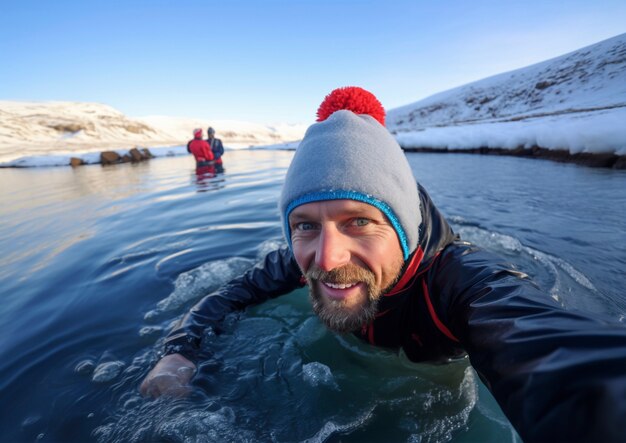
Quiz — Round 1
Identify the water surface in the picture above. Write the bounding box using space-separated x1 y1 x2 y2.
1 150 624 442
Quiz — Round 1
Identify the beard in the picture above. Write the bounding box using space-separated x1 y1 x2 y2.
305 260 403 333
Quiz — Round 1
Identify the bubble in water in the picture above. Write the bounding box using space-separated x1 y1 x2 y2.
74 359 96 375
92 361 125 383
302 362 339 390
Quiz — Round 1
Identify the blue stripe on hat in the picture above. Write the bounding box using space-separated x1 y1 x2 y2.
284 190 410 260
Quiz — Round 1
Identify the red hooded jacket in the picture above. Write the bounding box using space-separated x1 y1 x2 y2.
187 137 214 163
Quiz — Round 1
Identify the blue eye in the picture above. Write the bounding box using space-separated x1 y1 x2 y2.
354 218 370 227
296 222 316 231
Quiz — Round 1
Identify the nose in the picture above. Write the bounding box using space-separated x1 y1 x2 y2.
315 225 351 272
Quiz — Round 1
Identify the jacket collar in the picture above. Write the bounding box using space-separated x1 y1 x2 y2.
384 183 456 295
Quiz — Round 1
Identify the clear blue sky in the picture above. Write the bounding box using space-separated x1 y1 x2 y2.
1 0 625 124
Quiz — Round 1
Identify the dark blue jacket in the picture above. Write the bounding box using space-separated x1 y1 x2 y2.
207 137 224 164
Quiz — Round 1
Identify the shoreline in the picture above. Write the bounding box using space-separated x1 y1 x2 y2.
401 146 626 169
1 145 625 170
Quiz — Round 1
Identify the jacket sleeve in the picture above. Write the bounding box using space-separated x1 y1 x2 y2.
162 246 304 361
214 139 224 159
430 241 626 442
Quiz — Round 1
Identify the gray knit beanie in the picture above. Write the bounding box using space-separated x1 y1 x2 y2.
279 87 421 261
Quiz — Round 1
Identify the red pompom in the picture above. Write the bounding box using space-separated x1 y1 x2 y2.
316 86 386 126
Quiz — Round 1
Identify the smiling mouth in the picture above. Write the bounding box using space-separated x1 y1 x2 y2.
319 281 366 303
322 281 358 290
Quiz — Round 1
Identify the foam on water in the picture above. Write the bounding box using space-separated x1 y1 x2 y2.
301 406 376 443
540 253 596 291
101 300 476 443
149 241 285 317
409 367 478 443
300 366 478 443
95 310 491 443
74 359 96 375
457 226 523 253
91 361 125 383
94 402 257 443
138 325 163 337
457 225 598 301
302 362 339 390
150 407 255 443
153 257 255 313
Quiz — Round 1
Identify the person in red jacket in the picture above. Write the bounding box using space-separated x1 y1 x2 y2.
186 128 214 167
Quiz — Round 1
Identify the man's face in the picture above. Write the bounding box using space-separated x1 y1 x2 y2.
289 199 405 333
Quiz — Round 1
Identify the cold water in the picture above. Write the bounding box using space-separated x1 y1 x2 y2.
0 150 624 442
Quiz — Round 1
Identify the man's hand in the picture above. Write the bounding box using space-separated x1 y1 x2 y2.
140 353 197 399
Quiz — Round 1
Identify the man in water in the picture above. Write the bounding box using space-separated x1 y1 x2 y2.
141 87 626 442
206 126 225 173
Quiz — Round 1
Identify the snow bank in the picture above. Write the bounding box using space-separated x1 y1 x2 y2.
395 107 626 156
388 33 626 158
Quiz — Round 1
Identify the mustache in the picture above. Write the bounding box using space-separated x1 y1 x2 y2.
305 263 376 286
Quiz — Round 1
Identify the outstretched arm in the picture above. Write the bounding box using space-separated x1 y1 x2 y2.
140 246 303 398
432 242 626 442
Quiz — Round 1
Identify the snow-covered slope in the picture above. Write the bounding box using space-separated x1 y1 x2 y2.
2 34 625 167
0 101 306 163
387 33 626 155
0 101 168 161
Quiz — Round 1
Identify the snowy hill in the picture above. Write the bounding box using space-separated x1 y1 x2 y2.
2 34 625 168
0 101 306 164
387 33 626 157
